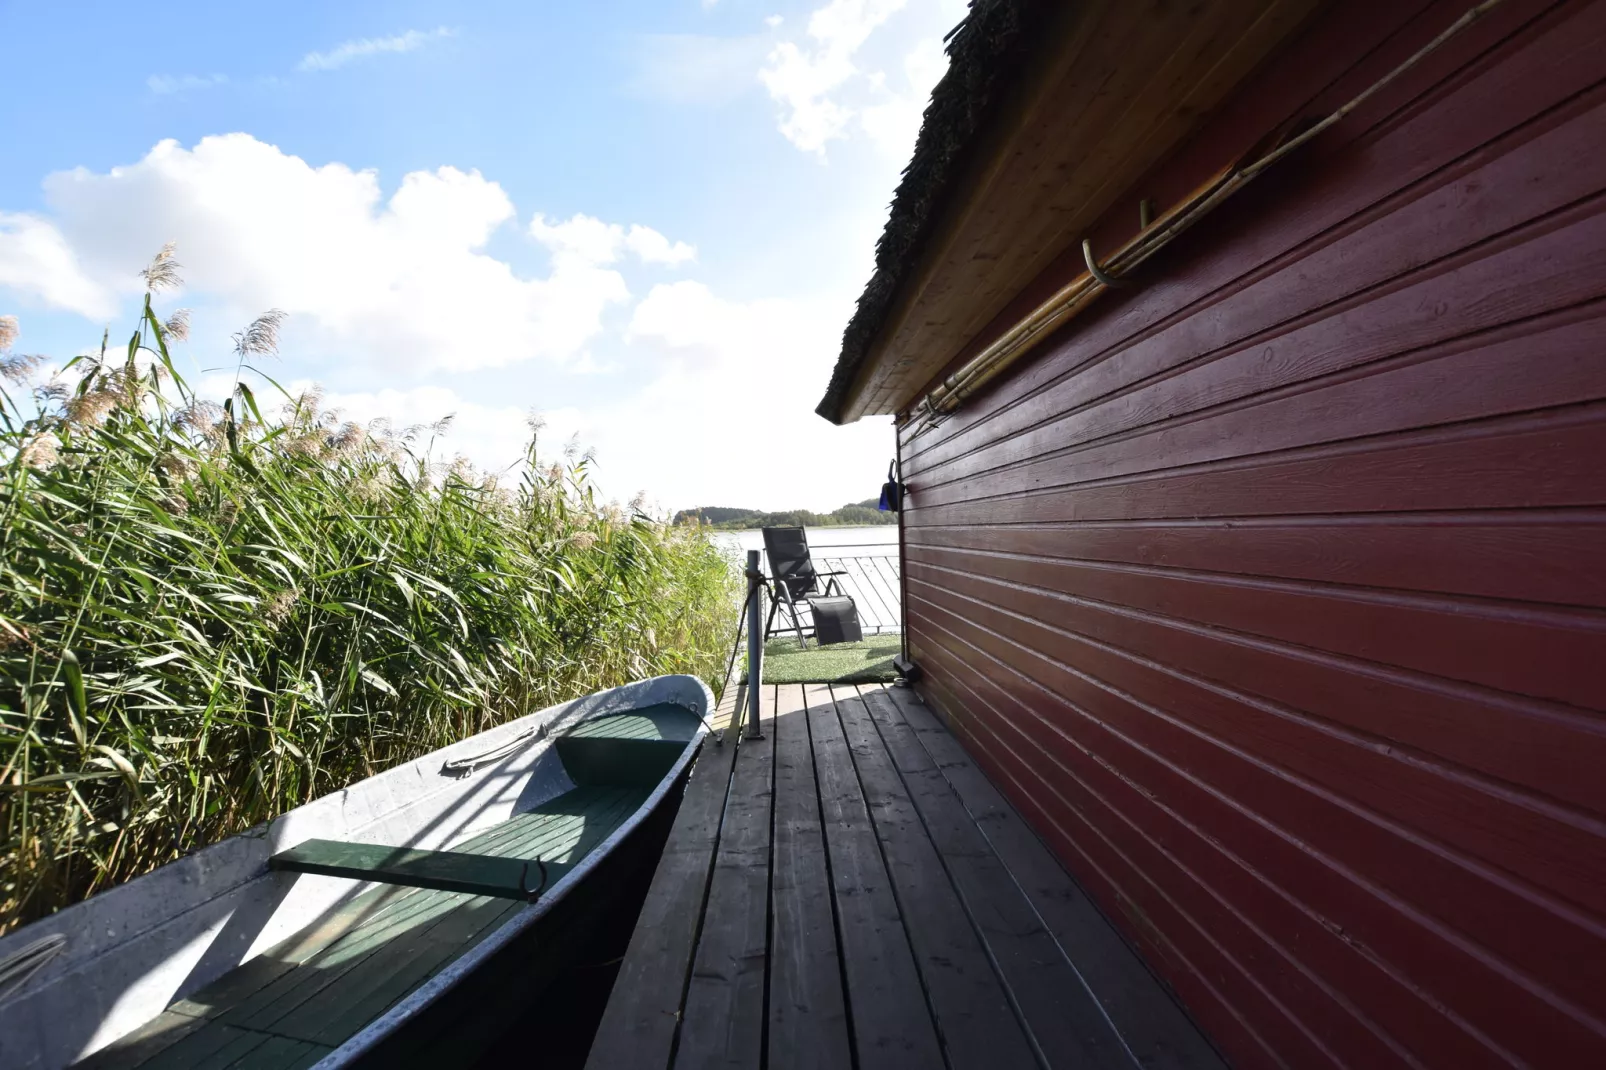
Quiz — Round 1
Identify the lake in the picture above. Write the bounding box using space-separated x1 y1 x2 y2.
710 525 902 633
709 525 899 555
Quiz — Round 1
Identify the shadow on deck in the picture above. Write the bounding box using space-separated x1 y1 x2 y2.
586 682 1227 1069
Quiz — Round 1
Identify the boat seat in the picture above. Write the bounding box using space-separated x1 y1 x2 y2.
270 840 570 901
78 784 652 1069
554 704 703 787
264 706 701 899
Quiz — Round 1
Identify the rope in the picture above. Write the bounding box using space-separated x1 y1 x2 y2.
0 933 66 1006
439 723 545 776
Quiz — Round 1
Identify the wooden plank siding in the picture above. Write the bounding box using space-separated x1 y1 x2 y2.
894 2 1606 1068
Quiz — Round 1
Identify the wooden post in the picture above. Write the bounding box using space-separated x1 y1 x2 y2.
745 550 764 739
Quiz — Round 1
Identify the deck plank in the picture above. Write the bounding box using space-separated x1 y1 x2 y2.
584 684 745 1070
74 1012 211 1069
210 890 463 1034
767 684 852 1070
674 686 776 1068
864 685 1139 1068
219 885 484 1033
596 674 1229 1070
804 683 942 1069
140 1023 269 1070
834 684 1039 1070
83 884 423 1067
80 1019 331 1070
885 686 1227 1070
477 787 650 864
256 894 521 1045
454 786 647 864
227 1034 328 1069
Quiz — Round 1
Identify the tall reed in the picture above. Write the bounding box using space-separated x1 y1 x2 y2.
0 270 739 932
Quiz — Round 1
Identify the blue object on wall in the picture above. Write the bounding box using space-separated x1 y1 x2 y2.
879 460 904 512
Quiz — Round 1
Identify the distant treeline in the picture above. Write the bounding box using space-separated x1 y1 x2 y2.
673 499 895 529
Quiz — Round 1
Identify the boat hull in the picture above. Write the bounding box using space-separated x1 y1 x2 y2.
0 675 713 1070
343 765 684 1069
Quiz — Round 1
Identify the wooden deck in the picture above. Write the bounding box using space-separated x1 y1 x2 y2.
586 682 1228 1070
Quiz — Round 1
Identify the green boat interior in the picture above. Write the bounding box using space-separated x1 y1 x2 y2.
79 704 702 1070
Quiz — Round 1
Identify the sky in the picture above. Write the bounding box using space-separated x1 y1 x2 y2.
0 0 966 513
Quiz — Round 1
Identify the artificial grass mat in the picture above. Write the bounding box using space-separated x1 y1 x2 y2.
742 634 902 684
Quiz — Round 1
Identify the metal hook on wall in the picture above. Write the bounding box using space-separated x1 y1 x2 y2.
1081 237 1126 288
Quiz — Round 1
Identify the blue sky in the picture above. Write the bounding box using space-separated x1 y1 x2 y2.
0 0 963 511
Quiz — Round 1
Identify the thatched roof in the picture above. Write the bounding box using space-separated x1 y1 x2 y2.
815 0 1057 424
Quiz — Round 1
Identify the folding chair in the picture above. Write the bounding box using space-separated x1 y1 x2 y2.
761 526 853 648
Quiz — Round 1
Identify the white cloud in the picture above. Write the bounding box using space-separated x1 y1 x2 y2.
286 281 892 509
624 226 697 266
299 27 452 72
0 212 117 319
0 136 891 511
614 280 892 510
627 280 785 353
858 36 946 154
760 0 907 155
633 0 955 151
147 73 228 96
314 385 543 473
530 214 695 267
304 364 892 516
0 134 675 372
760 0 958 158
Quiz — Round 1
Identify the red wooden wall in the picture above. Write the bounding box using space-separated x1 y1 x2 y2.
896 1 1606 1066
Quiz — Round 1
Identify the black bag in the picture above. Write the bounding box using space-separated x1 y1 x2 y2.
808 596 863 645
878 460 904 513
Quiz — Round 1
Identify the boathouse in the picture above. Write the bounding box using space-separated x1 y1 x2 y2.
812 0 1606 1067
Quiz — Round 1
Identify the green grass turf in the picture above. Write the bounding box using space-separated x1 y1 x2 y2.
742 634 902 684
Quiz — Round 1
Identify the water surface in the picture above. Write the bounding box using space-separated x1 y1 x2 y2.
710 525 898 555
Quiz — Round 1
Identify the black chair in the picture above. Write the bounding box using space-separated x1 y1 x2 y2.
761 527 851 648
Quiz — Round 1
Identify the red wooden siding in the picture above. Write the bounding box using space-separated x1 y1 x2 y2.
895 2 1606 1067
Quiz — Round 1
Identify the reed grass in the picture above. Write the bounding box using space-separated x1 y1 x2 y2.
0 277 739 932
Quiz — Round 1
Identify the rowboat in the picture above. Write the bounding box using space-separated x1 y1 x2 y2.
0 674 715 1069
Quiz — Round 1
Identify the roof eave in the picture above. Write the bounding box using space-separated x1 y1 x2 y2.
819 0 1325 424
815 0 1057 425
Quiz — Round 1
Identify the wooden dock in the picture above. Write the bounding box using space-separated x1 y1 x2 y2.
586 681 1227 1070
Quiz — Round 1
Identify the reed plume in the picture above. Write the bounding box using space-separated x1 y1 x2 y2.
140 242 183 293
233 309 287 357
0 260 739 932
162 308 191 342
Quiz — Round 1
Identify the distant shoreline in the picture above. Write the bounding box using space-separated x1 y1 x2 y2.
672 499 896 531
691 517 896 531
